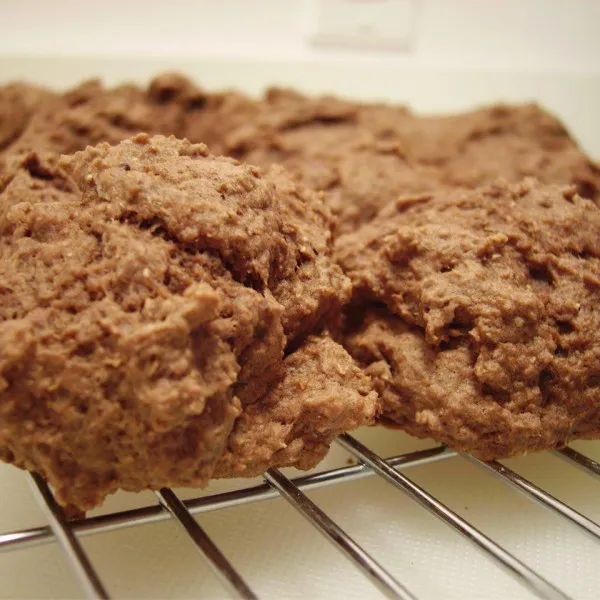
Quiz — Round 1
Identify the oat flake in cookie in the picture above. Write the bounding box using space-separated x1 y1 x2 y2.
0 134 376 512
336 179 600 459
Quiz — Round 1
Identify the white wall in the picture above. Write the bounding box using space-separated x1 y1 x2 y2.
0 0 599 73
1 1 599 156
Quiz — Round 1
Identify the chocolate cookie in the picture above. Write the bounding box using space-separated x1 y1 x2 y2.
215 333 378 478
0 134 374 511
205 90 599 232
0 74 203 168
0 82 55 151
336 179 600 459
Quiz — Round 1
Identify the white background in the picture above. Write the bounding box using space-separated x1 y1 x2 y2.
0 0 599 73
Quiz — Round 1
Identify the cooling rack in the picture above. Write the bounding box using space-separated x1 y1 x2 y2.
0 433 598 600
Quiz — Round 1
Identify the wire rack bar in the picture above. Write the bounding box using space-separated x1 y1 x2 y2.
264 468 417 600
554 447 600 480
155 488 257 600
336 434 571 600
465 457 600 543
0 446 454 554
27 472 109 600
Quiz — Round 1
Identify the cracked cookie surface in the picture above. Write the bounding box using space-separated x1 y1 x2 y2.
0 134 374 511
336 179 600 458
198 90 600 233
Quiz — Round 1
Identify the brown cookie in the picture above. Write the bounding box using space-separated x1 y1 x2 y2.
336 179 600 459
200 89 599 232
0 134 372 512
215 333 378 478
0 82 55 151
0 74 203 169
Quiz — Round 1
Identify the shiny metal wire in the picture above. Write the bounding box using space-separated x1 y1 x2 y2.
27 473 109 600
0 446 455 553
555 447 600 480
264 468 417 600
155 488 257 600
336 435 572 600
464 456 600 543
2 437 598 600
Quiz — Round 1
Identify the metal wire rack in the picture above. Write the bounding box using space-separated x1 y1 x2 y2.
0 433 598 600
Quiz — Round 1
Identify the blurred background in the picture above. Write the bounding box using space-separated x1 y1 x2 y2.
0 0 599 72
1 0 599 154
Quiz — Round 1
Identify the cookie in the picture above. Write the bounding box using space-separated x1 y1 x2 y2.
336 179 600 458
0 134 372 511
204 90 599 232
